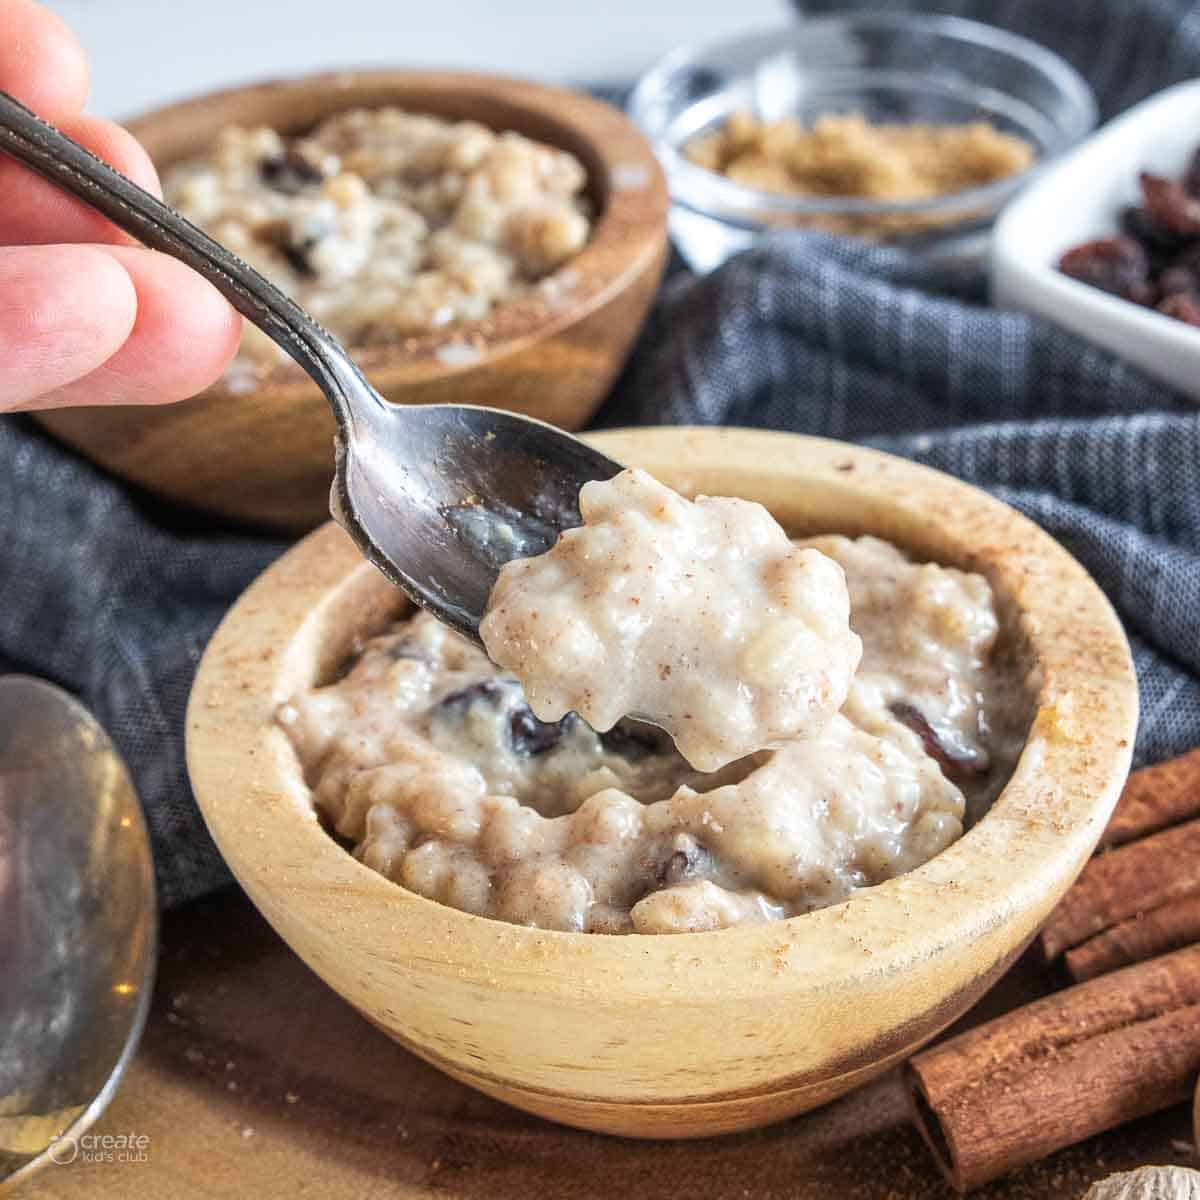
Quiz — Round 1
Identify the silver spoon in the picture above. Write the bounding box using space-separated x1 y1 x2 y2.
0 676 155 1194
0 92 622 645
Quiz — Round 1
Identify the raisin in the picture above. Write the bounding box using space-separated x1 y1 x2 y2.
1157 292 1200 326
1156 266 1197 299
1140 172 1200 236
657 837 712 886
1173 242 1200 271
282 238 319 277
890 702 986 780
437 679 508 712
435 678 575 755
508 706 577 755
599 720 671 761
1058 236 1152 302
1156 243 1200 302
1119 205 1188 260
259 148 325 195
384 636 430 663
1184 145 1200 198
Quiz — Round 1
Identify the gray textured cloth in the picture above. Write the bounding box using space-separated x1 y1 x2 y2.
2 0 1199 907
0 432 285 906
794 0 1200 123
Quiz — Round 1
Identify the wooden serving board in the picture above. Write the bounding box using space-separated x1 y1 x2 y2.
29 889 1193 1200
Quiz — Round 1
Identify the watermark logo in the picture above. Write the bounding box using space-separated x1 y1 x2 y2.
47 1137 78 1166
47 1132 150 1167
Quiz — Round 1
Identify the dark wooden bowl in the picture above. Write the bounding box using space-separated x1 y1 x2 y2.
34 71 668 531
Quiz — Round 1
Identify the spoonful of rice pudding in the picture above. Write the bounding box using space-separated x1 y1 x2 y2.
480 468 862 771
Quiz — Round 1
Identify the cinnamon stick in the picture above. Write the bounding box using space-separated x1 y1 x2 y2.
1100 745 1200 849
905 944 1200 1193
1037 817 1200 961
1064 893 1200 983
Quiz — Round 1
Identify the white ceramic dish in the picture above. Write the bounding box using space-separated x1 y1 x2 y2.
991 79 1200 404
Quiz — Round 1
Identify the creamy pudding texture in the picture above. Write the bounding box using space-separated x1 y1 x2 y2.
280 519 1026 934
162 108 591 369
480 469 863 771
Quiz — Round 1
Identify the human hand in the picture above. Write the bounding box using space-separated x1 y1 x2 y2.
1 0 241 413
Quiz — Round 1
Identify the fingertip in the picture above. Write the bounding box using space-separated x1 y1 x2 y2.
2 0 90 119
0 243 136 410
37 7 90 114
10 243 137 350
149 257 244 395
80 247 243 405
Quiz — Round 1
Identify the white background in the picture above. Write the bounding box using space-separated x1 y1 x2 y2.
45 1 790 119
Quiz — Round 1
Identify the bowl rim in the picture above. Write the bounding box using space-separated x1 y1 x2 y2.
130 68 668 395
628 10 1098 224
186 426 1137 1000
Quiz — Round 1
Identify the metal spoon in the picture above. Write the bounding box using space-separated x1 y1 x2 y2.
0 92 622 645
0 676 156 1194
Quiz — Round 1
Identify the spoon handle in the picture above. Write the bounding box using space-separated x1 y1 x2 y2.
0 90 369 426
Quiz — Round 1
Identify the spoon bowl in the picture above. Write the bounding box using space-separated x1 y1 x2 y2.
0 677 155 1193
336 402 620 642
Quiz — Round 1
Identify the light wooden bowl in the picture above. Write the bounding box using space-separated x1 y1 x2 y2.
33 71 668 532
186 427 1138 1139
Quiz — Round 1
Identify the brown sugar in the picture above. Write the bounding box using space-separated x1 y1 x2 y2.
685 110 1035 238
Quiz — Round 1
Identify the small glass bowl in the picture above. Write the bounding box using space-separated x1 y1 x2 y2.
628 12 1097 274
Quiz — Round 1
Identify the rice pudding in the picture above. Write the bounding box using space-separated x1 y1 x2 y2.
279 519 1025 934
480 469 863 771
163 107 592 367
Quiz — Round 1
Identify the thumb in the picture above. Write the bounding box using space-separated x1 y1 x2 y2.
0 243 136 412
